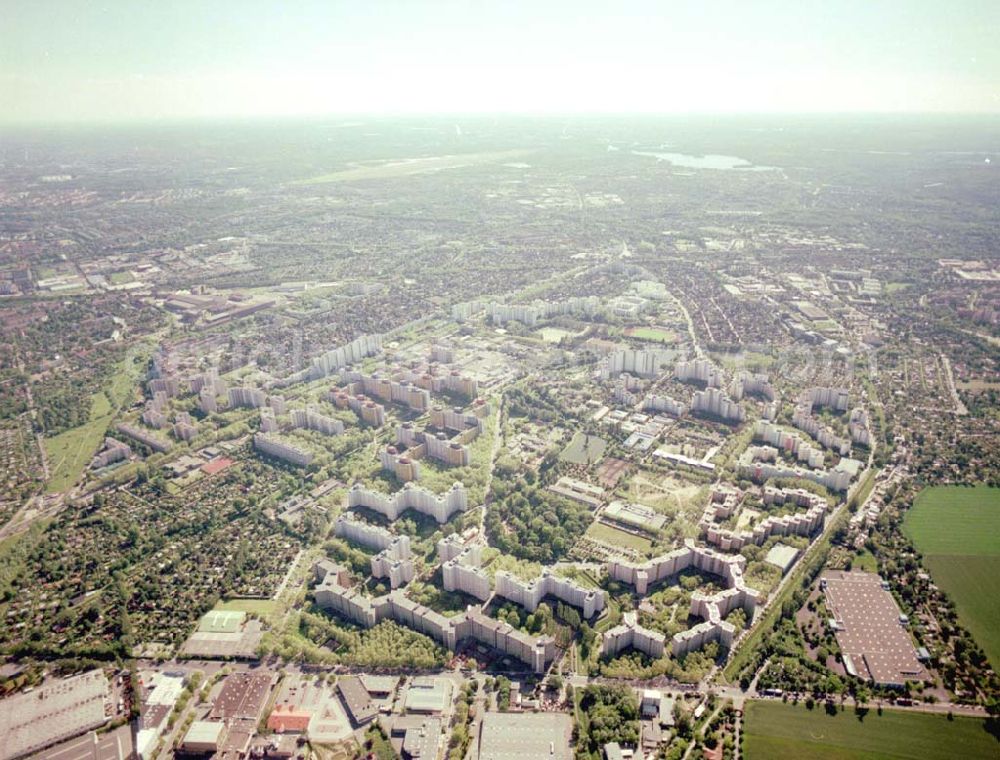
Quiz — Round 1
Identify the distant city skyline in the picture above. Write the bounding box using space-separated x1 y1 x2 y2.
2 0 999 124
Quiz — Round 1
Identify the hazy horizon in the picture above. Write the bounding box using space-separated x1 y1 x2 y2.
3 0 1000 125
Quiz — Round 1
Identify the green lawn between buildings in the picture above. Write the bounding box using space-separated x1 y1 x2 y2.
902 485 1000 669
742 700 998 760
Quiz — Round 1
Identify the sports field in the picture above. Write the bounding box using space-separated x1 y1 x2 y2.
197 609 246 633
624 326 677 344
585 521 653 553
214 598 278 616
743 700 997 760
902 485 1000 668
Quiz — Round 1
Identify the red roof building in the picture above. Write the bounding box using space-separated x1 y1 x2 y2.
266 705 312 734
201 457 234 476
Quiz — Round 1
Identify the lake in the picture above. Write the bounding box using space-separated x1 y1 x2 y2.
631 150 777 171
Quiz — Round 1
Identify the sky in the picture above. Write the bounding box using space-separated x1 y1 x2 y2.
2 0 999 124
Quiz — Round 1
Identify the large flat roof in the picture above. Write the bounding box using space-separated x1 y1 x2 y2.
184 720 224 745
764 543 800 574
823 571 926 686
0 669 109 760
209 671 275 721
404 679 452 714
478 711 573 760
337 676 377 725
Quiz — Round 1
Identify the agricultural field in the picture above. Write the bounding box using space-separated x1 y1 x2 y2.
743 700 998 760
902 485 1000 668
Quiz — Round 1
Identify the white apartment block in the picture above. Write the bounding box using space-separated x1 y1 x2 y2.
253 432 313 466
92 437 130 468
487 296 600 327
430 342 456 364
674 358 724 388
738 444 854 492
603 349 670 379
380 447 421 482
347 482 468 524
609 294 649 318
450 300 485 322
198 387 218 414
849 407 872 446
424 433 472 467
691 387 746 423
370 552 415 589
729 371 775 401
442 555 491 601
602 610 666 659
335 514 415 589
643 394 687 417
806 386 850 413
291 406 345 436
429 406 483 434
702 487 827 552
633 280 670 300
173 420 198 442
228 385 267 409
314 574 555 672
791 406 851 455
494 568 606 619
605 540 761 657
149 376 181 397
335 514 409 553
189 368 227 397
259 408 278 433
753 421 826 468
436 533 470 562
342 370 432 412
117 423 173 453
142 407 168 429
311 334 383 377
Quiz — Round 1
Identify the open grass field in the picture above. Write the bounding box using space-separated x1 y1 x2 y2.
43 349 150 494
743 700 998 760
44 393 115 493
903 485 1000 668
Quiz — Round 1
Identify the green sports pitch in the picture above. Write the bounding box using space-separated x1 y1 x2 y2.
743 700 998 760
197 609 246 634
902 485 1000 668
